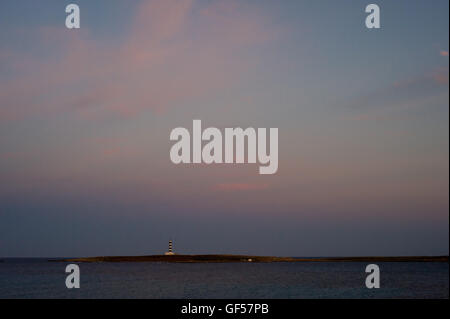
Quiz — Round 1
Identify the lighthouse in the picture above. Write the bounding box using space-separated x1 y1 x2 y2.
165 240 175 255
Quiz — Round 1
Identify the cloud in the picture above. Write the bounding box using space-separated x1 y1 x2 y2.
432 67 449 85
0 0 277 121
344 66 449 121
347 67 449 111
440 50 449 57
215 183 270 191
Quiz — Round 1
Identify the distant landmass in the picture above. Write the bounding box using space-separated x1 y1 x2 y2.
57 255 449 263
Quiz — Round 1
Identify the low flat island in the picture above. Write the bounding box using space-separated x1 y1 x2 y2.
57 255 449 263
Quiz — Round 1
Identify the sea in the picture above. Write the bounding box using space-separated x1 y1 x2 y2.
0 258 448 299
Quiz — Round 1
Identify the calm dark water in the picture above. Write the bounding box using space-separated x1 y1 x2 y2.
0 258 448 298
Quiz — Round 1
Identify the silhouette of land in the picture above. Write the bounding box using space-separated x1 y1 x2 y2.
58 255 449 263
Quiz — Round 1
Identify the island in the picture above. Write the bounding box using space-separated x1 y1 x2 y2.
56 255 449 263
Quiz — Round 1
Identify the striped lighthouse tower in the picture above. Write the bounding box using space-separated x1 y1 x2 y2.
165 240 175 255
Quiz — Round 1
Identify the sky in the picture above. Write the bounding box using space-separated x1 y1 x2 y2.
0 0 448 257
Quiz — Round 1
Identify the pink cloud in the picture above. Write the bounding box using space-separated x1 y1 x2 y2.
432 67 449 85
440 50 449 57
345 66 449 122
215 183 270 191
0 0 278 121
